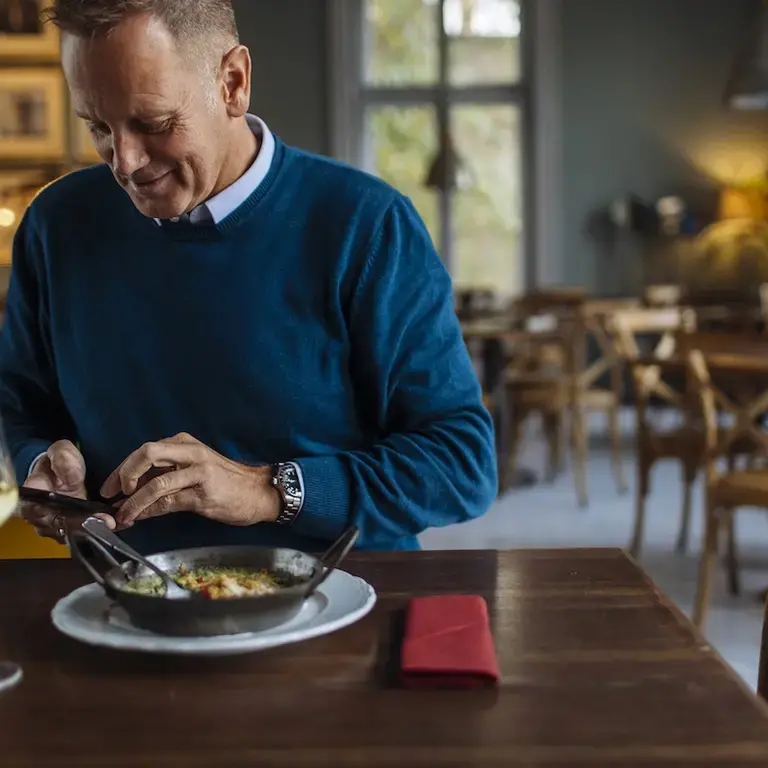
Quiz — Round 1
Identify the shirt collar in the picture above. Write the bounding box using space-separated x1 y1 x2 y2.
154 114 275 227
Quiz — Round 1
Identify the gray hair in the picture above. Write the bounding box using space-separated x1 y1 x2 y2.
44 0 239 49
46 0 239 106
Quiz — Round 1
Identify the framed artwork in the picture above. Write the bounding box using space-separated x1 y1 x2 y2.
71 112 102 165
0 68 65 159
0 0 59 61
0 169 49 265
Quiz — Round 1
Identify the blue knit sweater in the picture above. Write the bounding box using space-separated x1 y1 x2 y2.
0 137 497 553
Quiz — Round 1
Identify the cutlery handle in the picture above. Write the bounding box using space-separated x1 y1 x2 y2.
66 528 124 595
304 526 359 599
80 517 173 588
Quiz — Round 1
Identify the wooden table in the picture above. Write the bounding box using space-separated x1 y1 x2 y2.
3 549 768 766
633 352 768 375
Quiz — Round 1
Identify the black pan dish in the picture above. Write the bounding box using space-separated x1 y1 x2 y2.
66 522 360 638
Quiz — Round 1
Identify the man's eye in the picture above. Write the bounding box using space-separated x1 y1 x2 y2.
86 121 109 136
139 120 172 135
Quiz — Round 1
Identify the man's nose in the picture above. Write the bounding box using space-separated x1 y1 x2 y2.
111 131 150 178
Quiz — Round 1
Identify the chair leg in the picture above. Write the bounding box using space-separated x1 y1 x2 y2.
629 459 650 558
675 462 696 554
554 411 566 475
506 410 527 482
692 503 721 629
608 403 627 494
571 406 589 508
725 510 740 596
542 411 561 483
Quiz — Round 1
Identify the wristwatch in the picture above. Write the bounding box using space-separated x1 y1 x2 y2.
271 462 303 525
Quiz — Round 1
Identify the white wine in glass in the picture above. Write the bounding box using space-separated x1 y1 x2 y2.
0 417 21 694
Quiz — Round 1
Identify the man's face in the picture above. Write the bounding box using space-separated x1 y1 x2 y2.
62 15 227 219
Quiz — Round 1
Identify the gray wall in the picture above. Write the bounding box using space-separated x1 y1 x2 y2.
238 0 768 296
233 0 330 155
561 0 768 294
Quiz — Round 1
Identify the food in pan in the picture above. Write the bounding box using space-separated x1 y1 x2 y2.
123 564 283 599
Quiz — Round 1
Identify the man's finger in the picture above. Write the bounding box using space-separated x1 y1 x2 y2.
91 512 119 530
116 468 200 525
47 441 86 491
131 490 200 524
100 442 204 498
21 471 60 531
23 470 56 492
19 502 56 531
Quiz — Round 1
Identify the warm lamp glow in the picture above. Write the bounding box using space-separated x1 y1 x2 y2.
718 187 767 221
0 208 17 228
679 136 768 187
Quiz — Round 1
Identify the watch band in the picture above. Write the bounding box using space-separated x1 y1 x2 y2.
271 462 303 526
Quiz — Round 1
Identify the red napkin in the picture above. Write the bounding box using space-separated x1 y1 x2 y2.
400 595 500 689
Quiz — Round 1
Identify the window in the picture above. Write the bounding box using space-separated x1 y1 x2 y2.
330 0 526 298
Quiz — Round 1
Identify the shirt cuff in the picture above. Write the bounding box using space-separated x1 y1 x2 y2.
27 451 47 479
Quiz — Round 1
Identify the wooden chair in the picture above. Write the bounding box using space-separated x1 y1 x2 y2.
504 322 574 494
573 300 641 499
685 286 768 335
462 319 516 495
644 284 682 308
759 594 768 700
455 289 499 320
611 307 697 556
505 291 627 507
688 344 768 628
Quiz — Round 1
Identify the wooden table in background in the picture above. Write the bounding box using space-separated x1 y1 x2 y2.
3 549 768 766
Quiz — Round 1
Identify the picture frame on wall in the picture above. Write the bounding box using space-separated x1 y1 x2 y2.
71 112 102 165
0 169 49 265
0 0 59 62
0 67 65 160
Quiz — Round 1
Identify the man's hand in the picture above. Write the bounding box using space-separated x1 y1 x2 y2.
100 433 281 528
22 440 117 541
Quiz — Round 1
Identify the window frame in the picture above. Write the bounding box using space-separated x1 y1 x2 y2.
327 0 563 293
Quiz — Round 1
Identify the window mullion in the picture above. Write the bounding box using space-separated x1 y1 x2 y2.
336 0 534 296
327 0 365 166
436 0 453 272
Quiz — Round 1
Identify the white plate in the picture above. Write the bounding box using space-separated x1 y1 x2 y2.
51 569 376 656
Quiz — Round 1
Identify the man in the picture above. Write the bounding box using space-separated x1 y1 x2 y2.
0 0 496 554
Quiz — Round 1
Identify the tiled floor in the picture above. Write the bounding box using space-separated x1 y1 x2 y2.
419 425 768 691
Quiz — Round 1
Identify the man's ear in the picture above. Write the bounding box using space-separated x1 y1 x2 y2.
219 45 252 118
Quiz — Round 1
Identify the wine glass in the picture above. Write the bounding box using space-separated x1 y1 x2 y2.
0 416 21 694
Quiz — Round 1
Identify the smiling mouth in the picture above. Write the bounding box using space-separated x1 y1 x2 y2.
134 172 168 186
130 171 172 194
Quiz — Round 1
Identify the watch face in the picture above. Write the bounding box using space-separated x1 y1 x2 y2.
279 465 301 499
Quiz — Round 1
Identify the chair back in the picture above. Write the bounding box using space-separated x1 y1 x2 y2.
687 341 768 480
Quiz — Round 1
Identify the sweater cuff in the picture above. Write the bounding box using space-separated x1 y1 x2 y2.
14 440 50 485
291 454 352 541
